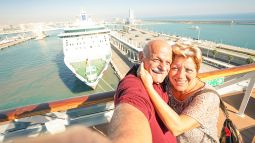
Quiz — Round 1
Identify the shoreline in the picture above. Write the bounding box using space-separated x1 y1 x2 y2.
0 36 35 50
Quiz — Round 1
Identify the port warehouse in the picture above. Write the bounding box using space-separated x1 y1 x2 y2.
199 45 255 66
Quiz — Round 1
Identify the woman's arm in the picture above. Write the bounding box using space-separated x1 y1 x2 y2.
138 63 200 136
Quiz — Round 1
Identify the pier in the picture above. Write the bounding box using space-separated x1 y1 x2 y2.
0 36 35 50
110 47 133 79
111 25 255 68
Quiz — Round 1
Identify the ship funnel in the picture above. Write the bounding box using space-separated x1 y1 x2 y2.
79 10 94 25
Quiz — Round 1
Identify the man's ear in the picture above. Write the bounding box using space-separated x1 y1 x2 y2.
139 51 144 62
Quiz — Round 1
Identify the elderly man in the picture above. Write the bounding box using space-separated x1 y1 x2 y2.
108 39 176 143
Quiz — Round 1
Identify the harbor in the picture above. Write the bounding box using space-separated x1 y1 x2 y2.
0 31 119 111
0 24 255 143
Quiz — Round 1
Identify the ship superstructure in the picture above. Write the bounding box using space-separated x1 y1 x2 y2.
58 11 111 89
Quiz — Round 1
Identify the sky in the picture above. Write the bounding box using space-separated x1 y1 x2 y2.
1 0 255 25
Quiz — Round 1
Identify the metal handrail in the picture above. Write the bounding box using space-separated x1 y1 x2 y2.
0 91 114 122
198 63 255 80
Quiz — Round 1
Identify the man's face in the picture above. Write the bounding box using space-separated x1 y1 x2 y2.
142 43 172 84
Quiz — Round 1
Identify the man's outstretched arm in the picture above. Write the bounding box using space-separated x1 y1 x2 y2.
108 103 152 143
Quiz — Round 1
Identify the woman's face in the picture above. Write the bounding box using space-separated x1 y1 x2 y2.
169 55 198 93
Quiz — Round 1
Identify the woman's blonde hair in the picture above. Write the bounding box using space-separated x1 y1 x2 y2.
172 43 202 71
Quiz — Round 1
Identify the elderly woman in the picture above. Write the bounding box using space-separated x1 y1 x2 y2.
139 43 220 143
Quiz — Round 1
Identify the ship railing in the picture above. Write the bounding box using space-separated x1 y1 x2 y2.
198 63 255 116
0 63 255 141
110 31 142 53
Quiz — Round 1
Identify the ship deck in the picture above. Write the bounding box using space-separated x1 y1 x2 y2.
71 59 107 80
219 92 255 143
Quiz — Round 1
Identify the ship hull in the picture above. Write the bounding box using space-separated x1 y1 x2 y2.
64 56 111 89
58 12 111 89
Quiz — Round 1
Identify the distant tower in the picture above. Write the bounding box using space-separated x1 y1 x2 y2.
78 10 94 26
128 8 135 24
80 11 88 21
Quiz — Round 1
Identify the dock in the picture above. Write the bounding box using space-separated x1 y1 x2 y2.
0 36 35 50
110 46 133 79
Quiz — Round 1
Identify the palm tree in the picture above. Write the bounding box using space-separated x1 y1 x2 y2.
246 56 254 64
206 48 210 57
212 49 218 59
227 55 233 64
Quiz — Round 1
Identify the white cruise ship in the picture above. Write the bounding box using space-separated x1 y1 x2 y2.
58 11 111 89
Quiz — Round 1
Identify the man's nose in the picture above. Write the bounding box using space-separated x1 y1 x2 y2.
159 62 168 71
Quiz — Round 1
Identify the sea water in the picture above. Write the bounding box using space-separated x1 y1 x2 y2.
0 30 119 110
138 22 255 49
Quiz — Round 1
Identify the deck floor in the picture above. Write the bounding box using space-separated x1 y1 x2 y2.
218 93 255 143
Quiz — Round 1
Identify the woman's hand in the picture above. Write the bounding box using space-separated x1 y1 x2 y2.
138 62 153 88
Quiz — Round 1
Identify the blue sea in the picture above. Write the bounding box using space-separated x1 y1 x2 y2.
143 13 255 21
137 23 255 50
138 13 255 49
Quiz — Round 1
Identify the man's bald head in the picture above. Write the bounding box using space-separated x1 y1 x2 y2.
139 39 172 84
142 39 172 59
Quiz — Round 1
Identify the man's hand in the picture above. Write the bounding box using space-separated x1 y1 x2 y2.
138 62 153 88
